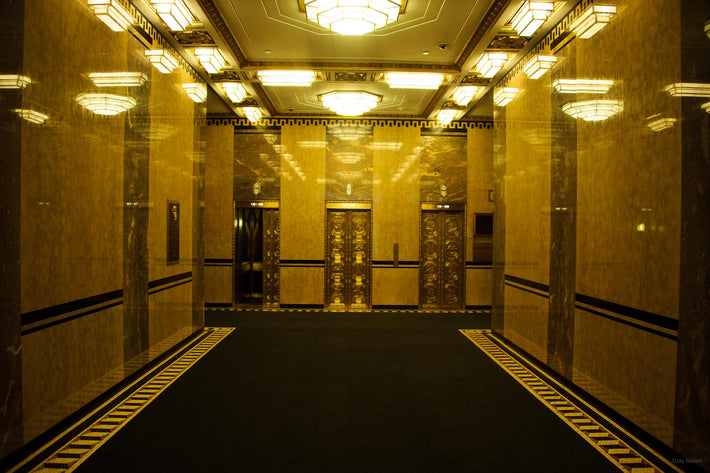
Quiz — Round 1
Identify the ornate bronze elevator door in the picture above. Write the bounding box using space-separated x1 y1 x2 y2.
325 209 371 310
420 210 465 309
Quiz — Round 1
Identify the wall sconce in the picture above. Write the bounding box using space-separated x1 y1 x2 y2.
145 49 179 73
511 1 554 37
523 55 557 79
182 83 207 102
0 75 32 89
221 82 247 103
569 3 616 39
150 0 193 31
475 52 508 78
193 48 226 74
14 109 49 124
76 93 137 115
87 0 134 32
493 87 519 106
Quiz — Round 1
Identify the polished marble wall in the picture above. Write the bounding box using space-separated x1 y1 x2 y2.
493 0 708 460
0 0 205 455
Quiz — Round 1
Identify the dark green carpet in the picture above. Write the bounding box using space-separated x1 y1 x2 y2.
76 311 619 472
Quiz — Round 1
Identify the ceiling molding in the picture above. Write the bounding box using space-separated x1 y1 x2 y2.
454 0 512 70
195 0 248 67
420 84 451 119
250 81 279 117
241 61 460 73
206 115 492 129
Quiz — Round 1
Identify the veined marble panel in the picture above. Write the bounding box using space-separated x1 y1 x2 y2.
372 125 420 262
234 131 281 201
466 127 495 261
325 125 373 201
205 125 234 259
281 266 324 305
420 134 467 202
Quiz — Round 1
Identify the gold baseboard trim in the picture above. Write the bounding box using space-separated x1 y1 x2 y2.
28 328 234 473
459 329 680 473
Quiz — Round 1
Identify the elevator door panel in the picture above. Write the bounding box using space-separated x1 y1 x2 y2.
326 210 371 310
234 207 279 308
420 210 464 309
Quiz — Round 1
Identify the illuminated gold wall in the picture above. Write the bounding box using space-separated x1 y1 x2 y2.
492 0 709 461
1 0 205 452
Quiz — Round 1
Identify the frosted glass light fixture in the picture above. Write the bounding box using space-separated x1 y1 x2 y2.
569 4 616 39
523 55 557 79
705 20 710 39
494 87 519 106
87 0 134 32
702 101 710 113
552 78 614 94
150 0 193 31
304 0 402 35
475 52 508 78
193 48 226 74
646 117 676 132
384 72 444 89
0 75 32 89
320 91 380 116
145 49 179 73
664 83 710 97
561 99 623 121
76 93 137 115
221 82 248 103
89 72 148 87
452 86 480 106
182 83 207 102
14 109 49 124
511 2 554 37
242 106 263 123
436 109 459 126
257 70 316 86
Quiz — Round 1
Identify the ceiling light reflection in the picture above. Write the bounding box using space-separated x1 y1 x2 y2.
552 78 614 94
0 75 32 89
14 109 49 124
561 99 623 121
664 83 710 97
76 93 137 115
89 72 147 87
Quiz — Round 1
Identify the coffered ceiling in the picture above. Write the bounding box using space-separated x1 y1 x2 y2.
134 0 575 119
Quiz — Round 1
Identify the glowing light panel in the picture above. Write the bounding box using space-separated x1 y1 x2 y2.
320 90 380 116
182 83 207 102
76 93 136 115
494 87 518 106
475 52 508 78
150 0 193 31
570 4 616 39
304 0 401 35
523 55 557 79
384 72 444 89
221 82 248 103
511 2 554 37
562 99 623 121
87 0 134 32
257 70 316 86
145 49 179 73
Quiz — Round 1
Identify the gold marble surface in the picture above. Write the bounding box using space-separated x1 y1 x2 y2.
234 132 281 201
280 125 326 260
503 285 548 362
466 128 495 261
466 268 492 306
372 125 420 262
372 268 418 306
573 309 676 444
281 266 324 305
149 283 193 347
420 134 467 202
205 266 232 304
205 125 235 259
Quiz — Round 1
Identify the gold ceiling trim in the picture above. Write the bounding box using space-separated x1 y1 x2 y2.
195 0 248 67
206 115 493 129
297 0 408 15
455 0 512 70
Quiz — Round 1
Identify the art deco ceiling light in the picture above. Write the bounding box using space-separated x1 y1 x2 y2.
646 117 676 132
182 83 207 102
319 91 380 116
242 106 263 123
706 20 710 39
475 52 508 78
552 78 614 94
89 72 148 87
150 0 193 31
0 75 32 89
193 48 226 74
76 93 137 115
384 72 444 89
664 83 710 97
221 82 248 103
257 70 316 87
145 49 179 73
703 102 710 113
523 55 557 79
511 2 554 37
87 0 134 32
14 109 49 124
493 87 519 106
304 0 402 35
569 3 616 39
436 109 460 126
452 86 480 106
561 99 623 121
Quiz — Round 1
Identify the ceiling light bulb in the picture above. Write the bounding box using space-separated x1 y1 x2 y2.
182 83 207 102
475 52 508 78
87 0 134 32
304 0 402 35
0 74 32 89
242 106 263 123
150 0 193 31
523 55 557 79
511 1 554 37
320 91 380 116
552 78 614 94
194 48 226 74
384 72 444 89
221 82 248 103
76 93 137 115
145 49 179 73
494 87 518 106
561 99 623 121
89 72 148 87
569 3 616 39
257 70 316 87
452 86 479 106
14 109 49 124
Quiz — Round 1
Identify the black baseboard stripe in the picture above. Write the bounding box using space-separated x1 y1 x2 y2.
21 289 124 326
21 301 124 336
148 271 192 289
205 302 232 308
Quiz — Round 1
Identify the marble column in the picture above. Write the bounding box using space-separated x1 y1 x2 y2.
0 0 25 459
674 0 710 462
192 105 206 330
491 96 506 334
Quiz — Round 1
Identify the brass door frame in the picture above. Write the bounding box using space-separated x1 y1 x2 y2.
419 204 466 310
325 202 372 311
